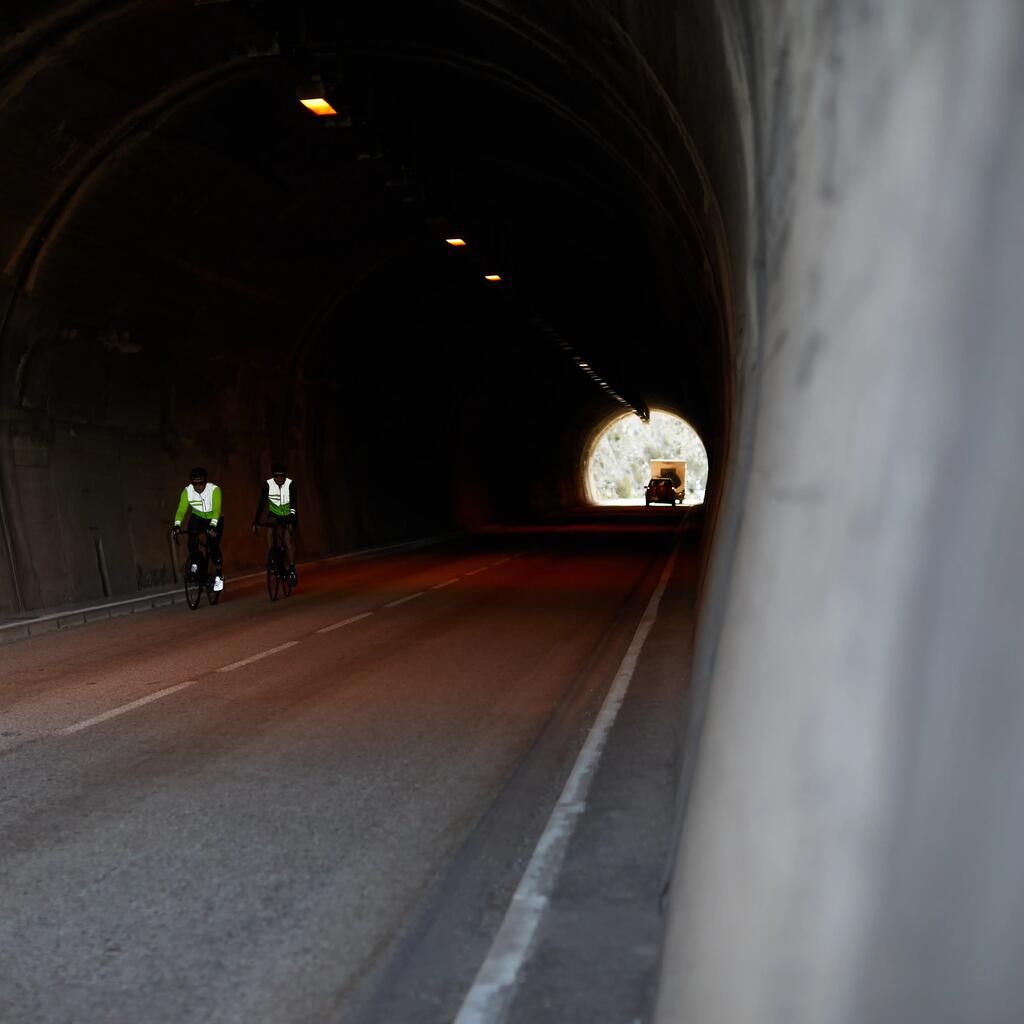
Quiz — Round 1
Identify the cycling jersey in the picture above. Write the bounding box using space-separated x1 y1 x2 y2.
174 483 222 526
254 478 297 522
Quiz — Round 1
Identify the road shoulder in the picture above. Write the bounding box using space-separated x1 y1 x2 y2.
351 534 698 1023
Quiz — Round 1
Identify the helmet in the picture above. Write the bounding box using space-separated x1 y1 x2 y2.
271 461 287 475
189 466 208 483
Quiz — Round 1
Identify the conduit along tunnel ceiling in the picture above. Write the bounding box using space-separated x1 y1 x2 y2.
0 0 731 611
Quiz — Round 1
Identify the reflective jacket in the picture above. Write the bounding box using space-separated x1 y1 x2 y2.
254 478 297 523
174 483 221 526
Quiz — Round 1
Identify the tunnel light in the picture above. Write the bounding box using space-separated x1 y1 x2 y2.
484 274 502 282
446 238 467 247
299 97 338 116
297 73 339 117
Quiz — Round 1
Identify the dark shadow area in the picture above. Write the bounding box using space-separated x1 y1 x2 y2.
0 0 732 614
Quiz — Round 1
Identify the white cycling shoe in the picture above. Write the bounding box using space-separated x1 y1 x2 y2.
213 576 224 592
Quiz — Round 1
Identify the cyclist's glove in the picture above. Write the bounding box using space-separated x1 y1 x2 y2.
172 524 180 536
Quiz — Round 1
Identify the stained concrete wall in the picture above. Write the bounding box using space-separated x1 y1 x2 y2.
0 271 592 614
656 1 1024 1021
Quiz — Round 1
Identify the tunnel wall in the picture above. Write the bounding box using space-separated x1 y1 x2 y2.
0 0 739 616
654 2 1024 1021
0 266 605 617
0 15 603 615
0 282 343 611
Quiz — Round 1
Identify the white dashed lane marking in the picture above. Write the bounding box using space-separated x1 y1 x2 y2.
430 578 461 590
49 552 524 740
316 611 374 634
58 680 200 735
217 640 299 673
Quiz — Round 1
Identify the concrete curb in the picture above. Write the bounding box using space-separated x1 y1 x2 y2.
0 532 458 646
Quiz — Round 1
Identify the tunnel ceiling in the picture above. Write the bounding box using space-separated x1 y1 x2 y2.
0 0 728 440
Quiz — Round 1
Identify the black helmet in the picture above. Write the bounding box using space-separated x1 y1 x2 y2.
271 461 287 475
190 466 208 482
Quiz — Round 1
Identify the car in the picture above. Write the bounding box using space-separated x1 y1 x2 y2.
645 477 679 506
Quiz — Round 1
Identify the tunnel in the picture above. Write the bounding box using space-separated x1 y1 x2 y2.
2 2 1022 1022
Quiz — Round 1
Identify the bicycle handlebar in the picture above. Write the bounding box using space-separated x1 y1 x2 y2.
172 524 217 538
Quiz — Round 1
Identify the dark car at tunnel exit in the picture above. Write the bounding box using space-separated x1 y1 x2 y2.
645 478 680 506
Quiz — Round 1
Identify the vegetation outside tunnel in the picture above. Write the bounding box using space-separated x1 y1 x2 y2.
587 410 709 504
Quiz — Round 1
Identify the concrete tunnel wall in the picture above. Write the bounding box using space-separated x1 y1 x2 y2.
2 1 1024 1020
655 2 1024 1022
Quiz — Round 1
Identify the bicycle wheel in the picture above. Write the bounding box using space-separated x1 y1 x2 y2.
184 566 202 610
267 553 280 601
206 581 220 606
281 568 292 598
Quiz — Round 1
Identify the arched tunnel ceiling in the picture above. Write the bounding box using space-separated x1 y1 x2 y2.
0 0 734 611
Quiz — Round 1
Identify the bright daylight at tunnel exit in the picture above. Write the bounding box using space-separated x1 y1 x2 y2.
1 2 1022 1024
587 410 708 506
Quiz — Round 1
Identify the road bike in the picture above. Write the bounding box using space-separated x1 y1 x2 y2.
256 519 296 601
172 527 221 610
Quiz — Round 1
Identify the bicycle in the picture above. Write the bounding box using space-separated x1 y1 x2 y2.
172 527 221 610
256 519 296 601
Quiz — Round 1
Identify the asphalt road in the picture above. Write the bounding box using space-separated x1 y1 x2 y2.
0 512 685 1023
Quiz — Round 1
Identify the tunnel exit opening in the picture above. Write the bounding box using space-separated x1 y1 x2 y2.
586 410 708 506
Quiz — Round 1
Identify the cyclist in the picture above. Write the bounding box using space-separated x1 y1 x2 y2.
252 461 297 584
172 466 224 592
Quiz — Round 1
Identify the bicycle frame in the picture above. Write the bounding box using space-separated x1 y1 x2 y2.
257 519 294 601
172 526 220 609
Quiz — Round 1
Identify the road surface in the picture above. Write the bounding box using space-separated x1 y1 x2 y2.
0 511 693 1023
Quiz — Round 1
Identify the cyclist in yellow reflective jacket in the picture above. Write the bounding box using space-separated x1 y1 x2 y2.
252 460 297 584
172 466 224 592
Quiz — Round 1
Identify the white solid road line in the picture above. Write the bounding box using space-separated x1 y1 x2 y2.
430 578 461 590
384 591 425 608
217 640 299 673
316 611 374 634
463 567 488 577
453 541 681 1024
58 680 200 736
